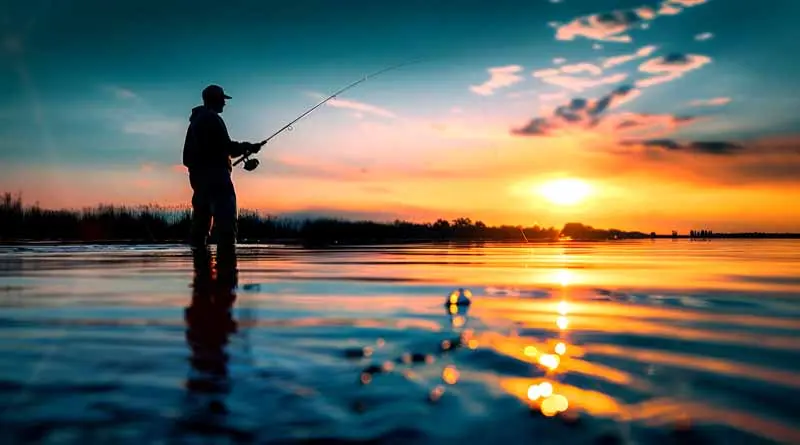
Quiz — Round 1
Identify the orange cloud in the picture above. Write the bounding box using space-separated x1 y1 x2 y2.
556 2 709 43
533 68 561 78
668 0 709 6
604 112 698 138
511 85 644 137
688 97 731 107
556 9 648 42
602 45 658 68
560 63 604 76
470 65 525 96
636 54 711 87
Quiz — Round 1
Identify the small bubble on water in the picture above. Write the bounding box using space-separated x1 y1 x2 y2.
428 385 445 403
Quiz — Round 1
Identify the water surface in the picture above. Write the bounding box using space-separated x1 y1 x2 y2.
0 240 798 444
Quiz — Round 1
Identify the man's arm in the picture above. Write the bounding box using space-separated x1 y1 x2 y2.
212 115 252 157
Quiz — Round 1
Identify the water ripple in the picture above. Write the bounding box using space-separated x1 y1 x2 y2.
0 241 798 444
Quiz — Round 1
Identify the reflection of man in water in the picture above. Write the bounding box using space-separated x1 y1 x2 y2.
182 248 238 415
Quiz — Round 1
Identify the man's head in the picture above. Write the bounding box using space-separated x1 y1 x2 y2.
202 84 232 113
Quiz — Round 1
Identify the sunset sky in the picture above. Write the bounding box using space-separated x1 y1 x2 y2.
1 0 799 233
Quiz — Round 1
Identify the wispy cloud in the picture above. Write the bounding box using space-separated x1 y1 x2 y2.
636 53 711 87
608 112 698 137
602 45 658 68
695 32 713 41
307 92 396 118
667 0 709 6
561 62 604 76
103 85 138 100
470 65 525 96
540 73 628 92
534 61 604 78
533 68 561 78
689 97 731 107
328 97 395 118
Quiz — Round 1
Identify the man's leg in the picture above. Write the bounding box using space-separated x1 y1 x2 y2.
211 174 238 283
189 173 213 250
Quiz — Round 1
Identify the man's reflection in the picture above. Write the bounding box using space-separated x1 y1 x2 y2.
183 246 238 414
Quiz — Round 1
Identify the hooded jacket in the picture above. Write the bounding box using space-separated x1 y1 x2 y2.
182 105 250 172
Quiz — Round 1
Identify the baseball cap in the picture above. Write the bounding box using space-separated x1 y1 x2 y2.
202 84 232 101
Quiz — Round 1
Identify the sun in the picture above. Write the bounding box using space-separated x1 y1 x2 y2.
538 178 592 206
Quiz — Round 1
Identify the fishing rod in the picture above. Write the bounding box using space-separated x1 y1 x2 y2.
233 58 429 171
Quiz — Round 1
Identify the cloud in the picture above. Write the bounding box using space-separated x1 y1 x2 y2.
607 113 698 139
636 53 711 87
317 95 396 118
602 45 658 68
695 32 713 41
555 1 709 43
591 86 643 115
556 8 647 42
533 61 604 82
541 72 628 92
470 65 525 96
658 3 682 15
621 139 746 155
553 58 567 65
689 97 731 107
103 85 138 100
533 68 561 78
560 62 604 76
668 0 709 6
511 84 642 136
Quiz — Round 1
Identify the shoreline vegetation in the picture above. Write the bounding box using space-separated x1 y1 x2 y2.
2 193 799 246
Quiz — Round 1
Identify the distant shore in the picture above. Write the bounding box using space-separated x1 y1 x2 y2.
2 192 798 246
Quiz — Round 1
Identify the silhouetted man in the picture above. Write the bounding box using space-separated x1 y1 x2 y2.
182 84 264 269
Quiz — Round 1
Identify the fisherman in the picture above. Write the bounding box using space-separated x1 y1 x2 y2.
182 84 264 272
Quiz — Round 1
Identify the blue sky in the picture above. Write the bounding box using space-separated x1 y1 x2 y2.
1 0 799 231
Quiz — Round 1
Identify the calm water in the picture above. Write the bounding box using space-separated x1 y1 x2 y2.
0 240 798 444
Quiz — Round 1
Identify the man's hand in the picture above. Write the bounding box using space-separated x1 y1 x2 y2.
249 140 266 154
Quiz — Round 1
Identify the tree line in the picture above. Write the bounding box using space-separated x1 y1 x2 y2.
1 192 571 244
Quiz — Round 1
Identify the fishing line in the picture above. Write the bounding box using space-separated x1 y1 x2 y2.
232 56 435 170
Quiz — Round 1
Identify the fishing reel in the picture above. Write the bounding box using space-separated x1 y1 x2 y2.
243 157 260 171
